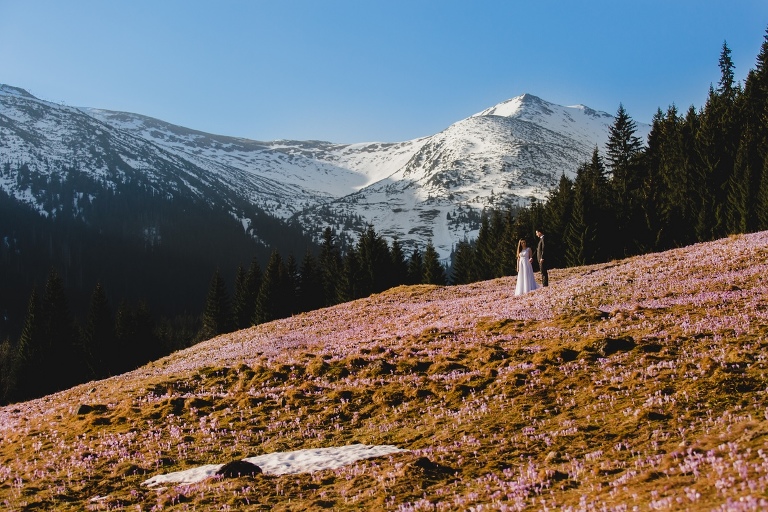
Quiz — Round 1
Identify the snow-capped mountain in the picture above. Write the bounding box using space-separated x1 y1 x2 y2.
0 84 648 260
295 94 643 256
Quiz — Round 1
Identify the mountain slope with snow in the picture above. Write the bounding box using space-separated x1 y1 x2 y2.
294 94 648 256
1 84 648 259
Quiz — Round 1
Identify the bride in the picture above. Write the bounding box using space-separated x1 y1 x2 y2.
515 238 539 296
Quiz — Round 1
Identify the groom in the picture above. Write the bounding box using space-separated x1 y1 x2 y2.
535 229 548 287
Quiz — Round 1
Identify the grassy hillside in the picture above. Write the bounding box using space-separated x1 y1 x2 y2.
1 232 767 511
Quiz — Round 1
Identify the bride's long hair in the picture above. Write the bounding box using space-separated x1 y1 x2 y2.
517 239 527 256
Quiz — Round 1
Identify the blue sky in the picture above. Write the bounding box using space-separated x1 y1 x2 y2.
1 1 767 143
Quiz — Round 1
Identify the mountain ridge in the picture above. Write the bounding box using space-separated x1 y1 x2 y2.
1 84 650 258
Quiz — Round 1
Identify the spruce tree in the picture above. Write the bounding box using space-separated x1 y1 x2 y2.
564 164 592 267
751 29 768 230
231 265 249 330
718 40 736 102
725 121 756 234
284 254 299 316
82 282 114 378
254 251 285 325
638 109 666 250
473 212 494 281
730 30 768 232
407 249 424 285
115 300 157 371
356 225 392 295
389 239 409 287
450 240 475 285
40 269 80 392
113 301 134 373
499 209 517 276
298 250 324 313
0 337 14 404
339 246 362 302
756 159 768 230
564 153 608 265
200 269 231 340
422 241 446 285
697 43 739 239
319 228 342 307
544 174 574 267
680 106 706 243
655 105 696 248
605 104 644 256
14 288 42 400
244 258 263 325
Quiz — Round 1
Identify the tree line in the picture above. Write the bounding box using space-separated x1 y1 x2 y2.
537 35 768 264
199 226 448 340
0 226 448 403
0 268 200 402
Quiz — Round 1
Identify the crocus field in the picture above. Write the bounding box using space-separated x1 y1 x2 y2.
1 232 767 511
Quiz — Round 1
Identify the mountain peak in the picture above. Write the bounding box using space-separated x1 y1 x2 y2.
0 84 35 99
470 93 551 118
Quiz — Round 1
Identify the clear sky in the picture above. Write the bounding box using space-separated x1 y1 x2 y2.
1 1 767 143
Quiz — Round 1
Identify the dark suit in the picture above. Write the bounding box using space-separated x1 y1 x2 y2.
537 235 548 286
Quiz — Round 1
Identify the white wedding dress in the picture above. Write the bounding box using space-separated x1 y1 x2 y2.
515 247 539 296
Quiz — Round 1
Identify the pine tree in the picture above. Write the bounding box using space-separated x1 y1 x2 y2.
498 209 517 276
605 104 645 256
407 249 424 285
284 254 299 316
254 251 285 325
115 300 157 371
730 30 768 232
751 29 768 230
564 166 591 267
231 265 249 330
654 105 696 248
244 258 263 325
473 212 494 281
319 228 342 307
338 246 361 302
390 239 409 287
14 288 42 400
544 174 574 267
422 241 446 285
82 282 114 378
298 250 324 313
0 337 14 404
356 225 392 295
564 152 608 265
450 240 475 285
200 269 231 340
697 43 739 239
40 269 81 392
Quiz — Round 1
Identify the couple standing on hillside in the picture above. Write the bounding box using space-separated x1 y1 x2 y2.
514 229 547 296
